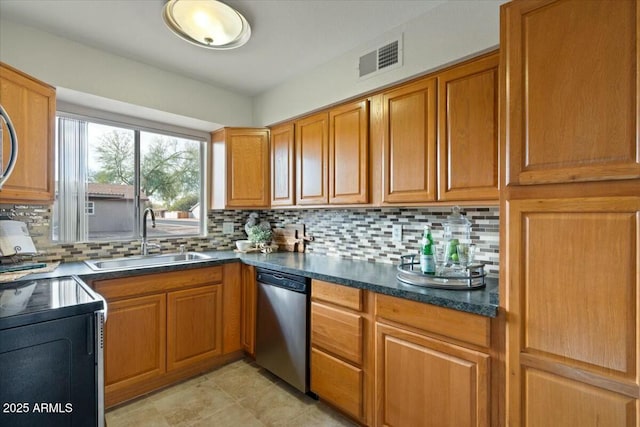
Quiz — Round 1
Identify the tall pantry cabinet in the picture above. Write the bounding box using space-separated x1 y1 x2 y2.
500 0 640 425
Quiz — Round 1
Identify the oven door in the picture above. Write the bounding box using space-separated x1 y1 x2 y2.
0 313 98 426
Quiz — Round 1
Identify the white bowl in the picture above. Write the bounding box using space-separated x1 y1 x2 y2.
236 240 252 251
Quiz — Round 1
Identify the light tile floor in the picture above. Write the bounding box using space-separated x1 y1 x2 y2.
105 358 358 427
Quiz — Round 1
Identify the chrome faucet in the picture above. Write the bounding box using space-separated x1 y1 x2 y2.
141 208 160 255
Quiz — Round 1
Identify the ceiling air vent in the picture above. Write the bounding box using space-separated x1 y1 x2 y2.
358 36 403 79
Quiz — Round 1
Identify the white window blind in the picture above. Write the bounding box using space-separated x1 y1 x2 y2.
56 117 88 242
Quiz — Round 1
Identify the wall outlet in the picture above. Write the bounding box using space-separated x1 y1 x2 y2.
392 224 403 242
222 222 234 234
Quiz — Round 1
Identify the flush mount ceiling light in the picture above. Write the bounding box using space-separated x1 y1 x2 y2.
162 0 251 50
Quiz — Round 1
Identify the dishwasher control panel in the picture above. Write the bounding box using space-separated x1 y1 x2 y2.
256 269 309 293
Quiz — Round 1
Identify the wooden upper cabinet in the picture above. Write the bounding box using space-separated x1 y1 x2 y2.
210 127 270 209
329 99 369 204
502 0 640 186
295 112 329 205
382 77 437 203
293 101 369 206
270 122 295 206
0 62 55 203
438 54 499 201
227 129 270 207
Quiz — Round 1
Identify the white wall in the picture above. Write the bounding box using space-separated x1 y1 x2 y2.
1 1 506 129
0 19 253 129
253 0 505 126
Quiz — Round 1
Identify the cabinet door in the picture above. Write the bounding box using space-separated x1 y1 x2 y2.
382 77 437 203
222 262 242 354
270 122 295 206
438 54 498 201
0 63 55 203
329 99 369 204
502 0 640 185
311 348 364 421
104 294 166 407
240 264 256 356
167 285 222 372
296 112 329 205
505 196 640 426
376 322 489 427
226 128 270 207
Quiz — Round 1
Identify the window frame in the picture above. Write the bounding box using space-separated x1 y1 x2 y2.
85 201 95 216
55 108 209 243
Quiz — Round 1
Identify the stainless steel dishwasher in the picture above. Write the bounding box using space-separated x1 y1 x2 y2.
255 268 310 393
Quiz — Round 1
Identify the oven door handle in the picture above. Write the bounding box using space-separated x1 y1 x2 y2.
86 315 94 356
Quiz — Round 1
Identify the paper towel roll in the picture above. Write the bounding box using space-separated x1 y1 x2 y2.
0 220 37 257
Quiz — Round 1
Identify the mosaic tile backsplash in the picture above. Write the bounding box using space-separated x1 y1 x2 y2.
0 205 499 275
262 207 499 275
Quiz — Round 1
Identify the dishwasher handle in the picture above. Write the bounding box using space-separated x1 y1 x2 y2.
256 270 309 293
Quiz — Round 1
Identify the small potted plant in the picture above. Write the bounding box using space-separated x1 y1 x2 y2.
247 225 272 247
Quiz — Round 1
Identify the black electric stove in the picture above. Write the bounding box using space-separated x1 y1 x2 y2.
0 276 105 330
0 276 106 427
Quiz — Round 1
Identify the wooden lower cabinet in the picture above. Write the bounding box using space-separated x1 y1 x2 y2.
311 301 363 365
310 280 370 424
311 348 364 420
504 195 640 426
523 368 635 426
167 285 222 371
309 281 495 426
104 294 166 404
95 265 243 407
374 294 491 427
376 322 490 427
240 264 257 355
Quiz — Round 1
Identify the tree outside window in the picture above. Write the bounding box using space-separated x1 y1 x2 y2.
55 118 204 242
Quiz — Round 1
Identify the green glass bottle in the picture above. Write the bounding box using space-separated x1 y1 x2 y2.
420 225 435 274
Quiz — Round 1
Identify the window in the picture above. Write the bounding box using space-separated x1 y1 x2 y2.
53 115 206 242
85 202 95 216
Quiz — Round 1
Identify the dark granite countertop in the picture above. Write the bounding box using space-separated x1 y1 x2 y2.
3 251 499 317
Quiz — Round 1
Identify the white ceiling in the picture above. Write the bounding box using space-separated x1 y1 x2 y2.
0 0 447 97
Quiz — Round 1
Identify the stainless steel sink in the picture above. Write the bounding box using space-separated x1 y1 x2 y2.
84 252 215 271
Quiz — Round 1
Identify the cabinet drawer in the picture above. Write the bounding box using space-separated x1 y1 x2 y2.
311 302 363 365
94 266 223 300
376 294 490 349
311 279 362 311
311 348 363 421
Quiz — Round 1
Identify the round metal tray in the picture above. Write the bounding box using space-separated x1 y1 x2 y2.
396 254 486 290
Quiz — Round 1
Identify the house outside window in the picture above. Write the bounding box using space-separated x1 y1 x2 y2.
85 201 95 216
53 114 206 242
